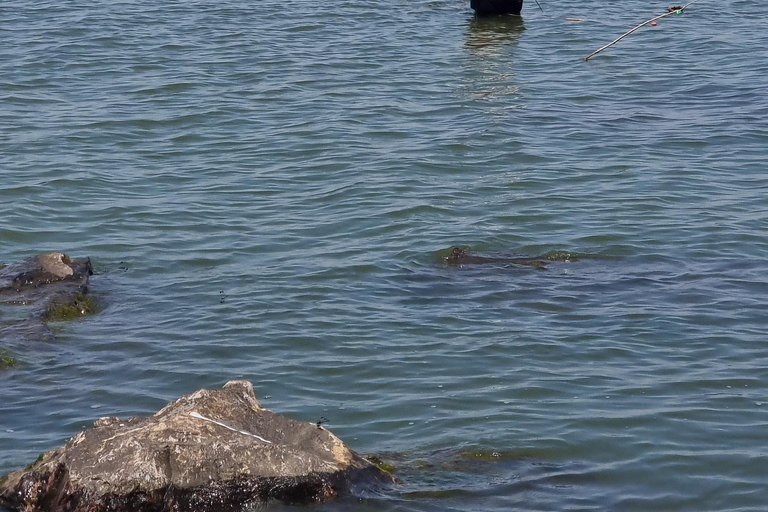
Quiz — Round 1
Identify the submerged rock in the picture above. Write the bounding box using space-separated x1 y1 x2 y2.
444 246 581 269
0 347 17 369
0 381 392 511
445 246 544 267
0 252 95 344
445 246 547 268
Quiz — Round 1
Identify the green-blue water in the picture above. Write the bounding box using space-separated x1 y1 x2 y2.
2 1 767 510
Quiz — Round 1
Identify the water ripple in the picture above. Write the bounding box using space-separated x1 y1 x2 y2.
2 1 768 511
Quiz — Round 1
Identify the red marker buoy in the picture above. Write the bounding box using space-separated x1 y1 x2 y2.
651 21 657 26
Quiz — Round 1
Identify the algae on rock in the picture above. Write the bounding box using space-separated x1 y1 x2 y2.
0 348 17 369
43 292 99 322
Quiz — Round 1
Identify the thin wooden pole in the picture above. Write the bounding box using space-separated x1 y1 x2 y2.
584 0 704 61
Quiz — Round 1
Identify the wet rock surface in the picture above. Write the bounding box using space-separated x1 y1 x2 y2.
0 252 94 346
1 253 93 301
0 380 393 511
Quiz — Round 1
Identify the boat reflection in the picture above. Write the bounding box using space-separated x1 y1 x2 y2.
465 15 525 56
462 16 525 103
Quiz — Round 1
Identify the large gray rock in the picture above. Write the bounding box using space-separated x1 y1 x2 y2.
0 381 392 511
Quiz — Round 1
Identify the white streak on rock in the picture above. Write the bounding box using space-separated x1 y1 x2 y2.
189 411 272 444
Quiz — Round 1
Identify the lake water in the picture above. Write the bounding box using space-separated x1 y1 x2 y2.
1 0 767 510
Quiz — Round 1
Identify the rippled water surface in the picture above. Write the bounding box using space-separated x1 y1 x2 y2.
2 0 767 510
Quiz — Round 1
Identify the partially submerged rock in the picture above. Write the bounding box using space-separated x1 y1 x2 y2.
0 381 393 511
444 246 580 269
0 252 95 344
445 246 545 268
1 252 92 300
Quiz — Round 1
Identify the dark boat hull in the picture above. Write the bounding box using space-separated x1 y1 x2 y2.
470 0 523 17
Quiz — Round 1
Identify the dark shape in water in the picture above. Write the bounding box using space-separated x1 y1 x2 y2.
0 381 393 512
445 246 549 268
471 0 523 17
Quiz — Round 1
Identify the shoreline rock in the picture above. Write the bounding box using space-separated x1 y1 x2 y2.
0 381 393 511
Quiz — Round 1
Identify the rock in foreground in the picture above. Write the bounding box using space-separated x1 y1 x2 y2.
0 381 392 511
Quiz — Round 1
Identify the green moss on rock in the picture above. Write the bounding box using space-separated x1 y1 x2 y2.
364 455 396 475
44 293 99 322
23 453 46 471
0 348 17 369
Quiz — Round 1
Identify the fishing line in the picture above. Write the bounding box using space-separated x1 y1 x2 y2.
584 0 704 61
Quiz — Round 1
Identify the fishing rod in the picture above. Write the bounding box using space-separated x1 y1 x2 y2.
533 0 544 13
584 0 704 61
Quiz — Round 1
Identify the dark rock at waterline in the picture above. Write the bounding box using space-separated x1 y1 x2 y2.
0 381 393 511
0 253 95 343
445 246 549 268
0 252 93 307
471 0 523 17
2 253 90 290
